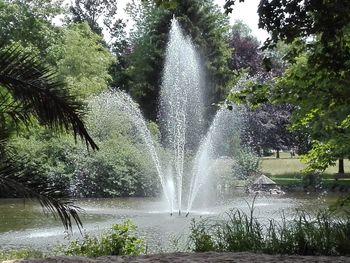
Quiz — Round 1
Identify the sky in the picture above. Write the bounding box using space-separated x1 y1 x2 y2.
214 0 269 42
115 0 269 43
56 0 269 43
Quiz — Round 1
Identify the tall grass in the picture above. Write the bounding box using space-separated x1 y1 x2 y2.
188 202 350 256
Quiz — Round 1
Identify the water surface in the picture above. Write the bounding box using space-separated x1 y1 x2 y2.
0 192 333 252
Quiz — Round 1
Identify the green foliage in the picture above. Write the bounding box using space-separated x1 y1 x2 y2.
11 126 160 198
0 248 43 261
0 0 62 59
330 195 350 216
301 141 337 173
10 91 161 198
147 120 161 142
188 218 216 252
0 41 99 229
68 0 119 36
226 1 350 172
57 220 145 257
70 93 160 197
119 0 232 120
71 138 159 197
277 55 350 170
188 208 350 256
52 22 115 98
9 128 77 197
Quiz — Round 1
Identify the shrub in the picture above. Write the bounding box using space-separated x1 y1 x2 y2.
70 137 160 197
8 92 162 198
232 148 260 179
57 220 145 257
0 248 43 261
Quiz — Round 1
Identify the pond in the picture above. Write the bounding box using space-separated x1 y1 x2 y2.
0 191 335 253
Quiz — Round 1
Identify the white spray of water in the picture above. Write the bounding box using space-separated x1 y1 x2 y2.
89 19 243 214
91 90 172 208
159 18 204 213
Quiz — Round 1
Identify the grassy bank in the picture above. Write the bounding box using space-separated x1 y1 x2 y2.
259 152 350 189
260 152 350 176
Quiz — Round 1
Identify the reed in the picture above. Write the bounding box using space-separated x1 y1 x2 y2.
188 202 350 256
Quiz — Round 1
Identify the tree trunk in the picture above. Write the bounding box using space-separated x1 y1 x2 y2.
276 149 280 159
338 159 345 174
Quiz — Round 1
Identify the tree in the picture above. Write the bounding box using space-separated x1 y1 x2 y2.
228 22 304 158
226 1 350 173
241 104 294 157
228 20 263 75
0 43 97 229
0 0 62 59
52 22 115 98
117 0 232 121
68 0 119 36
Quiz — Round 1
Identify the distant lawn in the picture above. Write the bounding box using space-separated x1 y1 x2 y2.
260 153 350 176
260 152 350 187
260 158 305 176
270 177 350 188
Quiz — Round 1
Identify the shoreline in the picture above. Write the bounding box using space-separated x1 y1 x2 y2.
5 252 350 263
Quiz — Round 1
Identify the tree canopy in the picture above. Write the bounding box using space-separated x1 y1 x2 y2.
114 0 232 121
68 0 118 36
226 0 350 171
53 22 115 98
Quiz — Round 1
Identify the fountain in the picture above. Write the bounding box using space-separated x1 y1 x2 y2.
0 21 321 256
0 19 317 253
159 18 204 214
97 18 237 214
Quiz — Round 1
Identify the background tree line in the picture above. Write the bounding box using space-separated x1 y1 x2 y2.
226 0 350 174
0 0 312 203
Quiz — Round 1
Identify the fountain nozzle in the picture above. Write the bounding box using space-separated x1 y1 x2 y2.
185 212 189 217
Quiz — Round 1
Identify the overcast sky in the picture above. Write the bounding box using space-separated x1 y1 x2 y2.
214 0 269 42
57 0 269 43
115 0 269 43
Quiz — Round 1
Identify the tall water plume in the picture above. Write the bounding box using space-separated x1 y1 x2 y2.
91 18 242 214
159 19 204 213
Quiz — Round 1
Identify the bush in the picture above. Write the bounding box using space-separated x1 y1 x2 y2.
57 220 145 257
71 138 160 197
0 248 43 261
232 148 260 179
9 92 162 198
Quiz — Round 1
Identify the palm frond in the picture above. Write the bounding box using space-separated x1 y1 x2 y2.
0 158 83 231
0 92 31 128
0 43 98 150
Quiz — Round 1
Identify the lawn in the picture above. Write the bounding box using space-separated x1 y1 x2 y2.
259 151 350 188
260 152 350 176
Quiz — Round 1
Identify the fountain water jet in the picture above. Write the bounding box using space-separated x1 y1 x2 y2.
91 91 172 208
186 108 235 212
159 18 204 214
98 18 238 214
